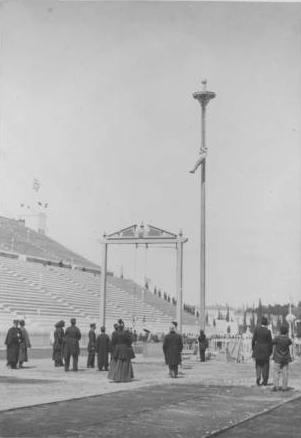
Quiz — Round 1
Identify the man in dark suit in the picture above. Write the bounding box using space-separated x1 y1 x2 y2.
87 323 96 368
64 318 81 372
163 323 183 378
252 316 273 385
96 326 110 371
198 330 209 362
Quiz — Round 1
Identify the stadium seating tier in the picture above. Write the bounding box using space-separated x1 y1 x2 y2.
0 216 198 334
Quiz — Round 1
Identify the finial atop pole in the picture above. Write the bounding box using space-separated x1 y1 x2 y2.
192 82 216 108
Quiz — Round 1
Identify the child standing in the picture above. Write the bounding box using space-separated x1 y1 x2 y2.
272 325 292 391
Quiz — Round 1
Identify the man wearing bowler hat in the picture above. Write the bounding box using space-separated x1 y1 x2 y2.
64 318 81 372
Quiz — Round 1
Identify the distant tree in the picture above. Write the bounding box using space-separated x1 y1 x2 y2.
242 311 247 333
225 305 230 322
257 298 263 325
250 312 256 333
276 315 282 333
282 309 289 329
238 324 244 335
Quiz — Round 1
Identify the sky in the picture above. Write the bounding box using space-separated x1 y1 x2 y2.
0 1 300 308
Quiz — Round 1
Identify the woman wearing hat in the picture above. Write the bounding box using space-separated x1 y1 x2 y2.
108 323 119 379
18 320 31 368
52 320 65 367
109 319 134 382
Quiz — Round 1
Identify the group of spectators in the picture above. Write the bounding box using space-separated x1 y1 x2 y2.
162 316 293 391
52 318 135 382
252 316 292 391
5 315 293 390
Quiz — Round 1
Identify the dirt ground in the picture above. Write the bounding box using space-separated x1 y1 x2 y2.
0 353 300 437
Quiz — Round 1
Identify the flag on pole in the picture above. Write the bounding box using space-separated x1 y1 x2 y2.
32 178 41 192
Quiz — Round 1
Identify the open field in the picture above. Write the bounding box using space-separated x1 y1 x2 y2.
0 353 300 437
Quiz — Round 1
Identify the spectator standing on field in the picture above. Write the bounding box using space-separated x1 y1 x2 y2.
109 319 135 382
163 323 183 378
198 330 208 362
52 320 65 367
108 323 119 379
18 320 31 368
5 320 22 369
272 325 292 391
64 318 81 372
87 323 96 368
251 316 273 386
96 326 110 371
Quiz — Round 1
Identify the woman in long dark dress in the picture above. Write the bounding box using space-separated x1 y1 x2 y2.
52 320 65 367
108 323 119 379
110 320 134 382
18 320 31 368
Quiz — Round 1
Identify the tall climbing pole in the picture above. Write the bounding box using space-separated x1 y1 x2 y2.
190 80 216 331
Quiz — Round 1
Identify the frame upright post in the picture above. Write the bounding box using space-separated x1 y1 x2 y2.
100 239 108 327
176 232 184 334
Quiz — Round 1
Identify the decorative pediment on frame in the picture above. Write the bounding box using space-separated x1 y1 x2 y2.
106 223 178 241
